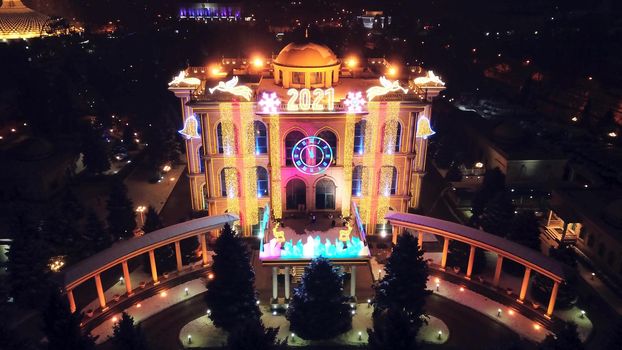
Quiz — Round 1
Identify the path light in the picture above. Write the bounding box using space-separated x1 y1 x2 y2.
207 309 211 316
208 273 215 280
160 291 167 297
119 277 124 285
358 331 362 341
272 311 277 316
580 310 586 319
508 309 514 316
291 333 296 343
436 283 440 292
367 299 371 308
591 272 595 280
112 316 118 323
497 308 502 317
187 335 192 344
185 287 189 296
437 330 442 340
533 324 541 330
351 309 356 315
256 300 260 305
459 287 464 292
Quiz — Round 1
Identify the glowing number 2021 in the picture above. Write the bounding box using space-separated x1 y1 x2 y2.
286 88 334 112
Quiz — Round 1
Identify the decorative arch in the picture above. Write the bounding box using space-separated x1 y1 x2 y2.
316 127 339 163
284 129 306 166
285 177 307 210
254 120 268 154
256 166 269 197
315 177 336 210
381 120 403 154
354 120 366 154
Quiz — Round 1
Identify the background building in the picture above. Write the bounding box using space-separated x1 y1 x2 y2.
169 41 445 236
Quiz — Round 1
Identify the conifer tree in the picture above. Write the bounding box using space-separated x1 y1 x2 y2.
111 312 149 350
226 319 285 350
60 188 85 221
478 191 515 236
42 291 96 350
368 307 419 350
538 321 583 350
286 257 352 340
508 210 541 250
82 125 111 174
204 223 261 331
84 210 113 253
141 206 175 273
471 167 506 220
374 233 430 329
106 178 136 240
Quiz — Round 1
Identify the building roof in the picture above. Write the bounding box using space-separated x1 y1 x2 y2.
62 214 239 290
274 42 339 68
385 211 566 281
0 0 50 40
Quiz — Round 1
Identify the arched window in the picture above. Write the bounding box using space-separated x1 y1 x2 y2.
383 120 402 153
202 183 208 209
286 179 306 210
285 131 305 166
352 165 363 196
256 166 269 197
220 167 237 197
254 121 267 154
315 178 336 210
216 123 224 154
380 166 398 195
353 120 366 154
317 129 337 163
198 146 204 172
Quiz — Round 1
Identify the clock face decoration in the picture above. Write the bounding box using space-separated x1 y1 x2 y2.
292 136 333 175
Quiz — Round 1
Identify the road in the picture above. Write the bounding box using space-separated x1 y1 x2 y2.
97 292 534 350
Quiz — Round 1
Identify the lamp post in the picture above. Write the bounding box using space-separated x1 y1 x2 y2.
136 205 147 226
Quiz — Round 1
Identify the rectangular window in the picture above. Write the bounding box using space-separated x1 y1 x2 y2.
292 72 304 84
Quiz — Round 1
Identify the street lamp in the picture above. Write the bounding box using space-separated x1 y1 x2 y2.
437 330 443 340
185 287 189 296
580 310 586 319
497 308 502 317
136 205 147 226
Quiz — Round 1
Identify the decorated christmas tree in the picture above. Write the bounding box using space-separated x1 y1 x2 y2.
286 257 352 340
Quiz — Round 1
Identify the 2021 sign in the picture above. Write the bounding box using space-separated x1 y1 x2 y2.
286 88 335 112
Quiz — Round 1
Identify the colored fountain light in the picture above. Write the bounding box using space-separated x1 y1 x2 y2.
260 235 370 260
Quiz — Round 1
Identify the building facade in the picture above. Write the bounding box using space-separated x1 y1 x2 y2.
169 42 445 236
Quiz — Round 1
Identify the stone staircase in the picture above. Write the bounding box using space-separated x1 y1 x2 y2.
292 266 306 283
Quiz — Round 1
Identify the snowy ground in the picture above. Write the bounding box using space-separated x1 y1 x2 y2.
90 279 207 344
178 304 449 348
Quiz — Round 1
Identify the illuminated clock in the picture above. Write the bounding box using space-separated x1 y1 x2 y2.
292 136 333 175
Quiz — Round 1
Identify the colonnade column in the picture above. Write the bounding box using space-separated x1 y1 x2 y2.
440 237 450 269
94 274 107 310
417 231 423 250
175 241 183 272
200 233 209 266
391 225 399 245
67 289 76 313
518 267 532 302
122 260 133 296
148 250 159 285
350 266 357 298
466 245 476 280
272 267 278 302
284 266 290 301
546 281 560 318
493 255 504 287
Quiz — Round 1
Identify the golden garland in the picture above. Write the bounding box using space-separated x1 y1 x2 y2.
268 114 282 219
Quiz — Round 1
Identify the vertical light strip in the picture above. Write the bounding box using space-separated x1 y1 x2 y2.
219 102 240 217
360 102 379 227
268 114 282 219
342 112 355 217
376 102 400 224
240 102 258 226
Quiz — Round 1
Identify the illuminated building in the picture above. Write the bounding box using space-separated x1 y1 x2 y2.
0 0 50 40
169 41 445 237
178 2 242 21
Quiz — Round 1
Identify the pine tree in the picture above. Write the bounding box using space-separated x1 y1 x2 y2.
106 179 136 240
111 312 149 350
141 206 176 274
471 167 506 221
82 125 111 174
508 211 541 250
286 257 352 340
226 319 285 350
60 188 85 221
84 210 113 253
204 223 261 332
478 191 515 236
7 217 53 308
42 291 96 350
538 321 583 350
368 308 419 350
374 233 430 331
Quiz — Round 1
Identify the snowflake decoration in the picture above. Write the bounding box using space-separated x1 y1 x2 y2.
344 91 366 113
259 92 280 114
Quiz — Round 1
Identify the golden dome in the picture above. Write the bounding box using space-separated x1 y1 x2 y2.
274 42 339 68
0 0 50 40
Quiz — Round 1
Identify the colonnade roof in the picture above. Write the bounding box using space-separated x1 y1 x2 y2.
385 211 565 282
62 214 239 289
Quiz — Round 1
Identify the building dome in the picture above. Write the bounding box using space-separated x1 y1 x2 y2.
275 42 338 67
0 0 50 40
603 199 622 229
